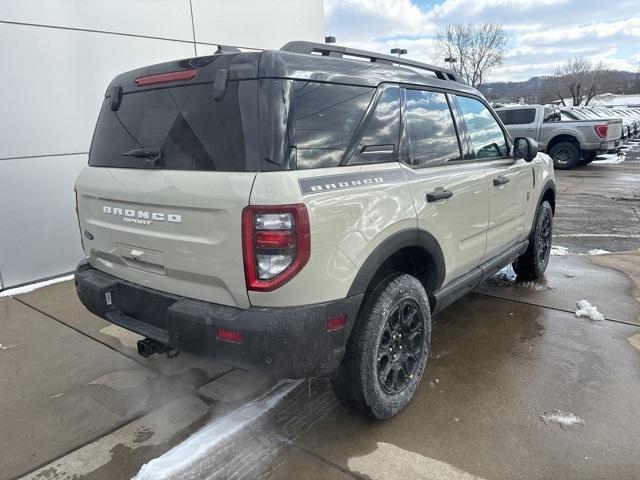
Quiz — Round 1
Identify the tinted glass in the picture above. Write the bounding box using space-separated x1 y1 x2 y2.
496 108 536 125
350 87 401 165
456 96 508 158
90 80 259 171
292 81 375 169
404 90 461 166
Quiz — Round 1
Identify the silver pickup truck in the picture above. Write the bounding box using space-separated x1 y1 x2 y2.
495 105 623 169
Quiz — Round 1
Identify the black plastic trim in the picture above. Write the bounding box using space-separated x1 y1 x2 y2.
346 229 446 297
74 261 363 378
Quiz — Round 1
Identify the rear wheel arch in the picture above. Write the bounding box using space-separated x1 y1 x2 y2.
346 229 445 311
547 134 579 151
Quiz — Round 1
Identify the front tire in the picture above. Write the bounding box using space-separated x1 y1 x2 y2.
513 200 553 279
549 141 580 169
331 274 431 420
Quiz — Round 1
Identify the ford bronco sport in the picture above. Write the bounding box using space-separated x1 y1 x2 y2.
74 41 555 419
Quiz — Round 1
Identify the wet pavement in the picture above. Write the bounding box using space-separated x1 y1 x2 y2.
1 142 639 480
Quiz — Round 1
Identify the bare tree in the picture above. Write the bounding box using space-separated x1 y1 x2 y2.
553 57 607 106
435 21 508 88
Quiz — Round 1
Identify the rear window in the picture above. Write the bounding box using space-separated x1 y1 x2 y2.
292 81 375 169
89 80 259 171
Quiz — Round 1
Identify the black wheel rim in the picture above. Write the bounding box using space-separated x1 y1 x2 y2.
554 147 571 165
376 299 425 396
537 212 552 265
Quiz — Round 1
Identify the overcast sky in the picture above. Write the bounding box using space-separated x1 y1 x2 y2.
324 0 640 83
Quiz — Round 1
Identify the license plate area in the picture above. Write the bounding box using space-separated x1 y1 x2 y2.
117 283 177 331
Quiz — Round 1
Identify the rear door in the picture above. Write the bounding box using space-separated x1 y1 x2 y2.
76 72 260 309
454 96 531 260
401 88 489 284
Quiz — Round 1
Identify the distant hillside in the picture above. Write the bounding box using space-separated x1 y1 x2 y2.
480 71 638 104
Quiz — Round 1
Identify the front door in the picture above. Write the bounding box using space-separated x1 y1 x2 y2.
401 88 490 285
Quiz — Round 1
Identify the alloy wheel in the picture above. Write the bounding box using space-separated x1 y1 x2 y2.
376 299 425 395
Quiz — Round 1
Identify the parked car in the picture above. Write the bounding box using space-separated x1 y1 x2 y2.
73 41 556 419
599 107 640 138
495 104 622 169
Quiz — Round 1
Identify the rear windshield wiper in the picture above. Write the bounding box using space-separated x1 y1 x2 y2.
122 148 163 167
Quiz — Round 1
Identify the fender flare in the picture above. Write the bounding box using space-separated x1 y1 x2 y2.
346 229 446 297
528 178 556 236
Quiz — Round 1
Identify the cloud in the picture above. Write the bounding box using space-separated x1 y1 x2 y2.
325 0 640 82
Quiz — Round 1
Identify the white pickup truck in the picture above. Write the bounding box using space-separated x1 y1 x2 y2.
495 105 623 169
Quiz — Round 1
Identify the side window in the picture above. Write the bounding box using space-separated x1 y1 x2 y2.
455 96 508 159
404 89 461 167
292 81 375 170
349 87 400 165
543 107 560 123
497 108 535 125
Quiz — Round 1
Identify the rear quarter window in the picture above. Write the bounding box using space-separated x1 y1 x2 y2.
292 81 375 169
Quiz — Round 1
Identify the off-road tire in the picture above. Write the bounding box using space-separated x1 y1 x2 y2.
549 141 580 169
331 273 431 420
513 200 553 280
579 151 596 165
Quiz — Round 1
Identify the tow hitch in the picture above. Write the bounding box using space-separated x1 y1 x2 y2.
137 338 180 359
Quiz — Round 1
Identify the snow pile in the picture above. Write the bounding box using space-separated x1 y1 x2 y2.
0 274 74 297
540 409 586 429
588 93 640 106
575 300 605 321
587 249 610 255
551 246 570 256
0 344 17 351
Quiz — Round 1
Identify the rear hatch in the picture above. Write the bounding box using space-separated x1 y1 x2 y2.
76 54 260 308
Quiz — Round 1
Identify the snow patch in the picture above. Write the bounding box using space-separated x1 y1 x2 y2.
0 344 17 351
595 151 626 164
489 265 517 286
133 380 300 480
540 409 585 429
0 274 74 297
587 249 610 255
551 245 570 256
575 300 605 321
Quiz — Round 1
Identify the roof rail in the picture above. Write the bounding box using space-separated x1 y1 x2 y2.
280 41 462 83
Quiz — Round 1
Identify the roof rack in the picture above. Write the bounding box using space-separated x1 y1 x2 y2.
281 41 461 83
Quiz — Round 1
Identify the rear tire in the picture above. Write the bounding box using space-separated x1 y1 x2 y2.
331 274 431 420
513 200 553 280
549 141 580 169
579 151 596 165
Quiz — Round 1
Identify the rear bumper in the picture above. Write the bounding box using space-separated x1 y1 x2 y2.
74 261 363 378
598 140 619 151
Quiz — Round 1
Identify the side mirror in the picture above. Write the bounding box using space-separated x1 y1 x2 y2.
512 137 538 162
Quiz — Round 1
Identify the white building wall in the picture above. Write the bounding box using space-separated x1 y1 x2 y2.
0 0 324 289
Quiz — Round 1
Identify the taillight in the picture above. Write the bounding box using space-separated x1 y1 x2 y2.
242 204 310 292
594 124 608 139
134 69 197 87
74 188 84 251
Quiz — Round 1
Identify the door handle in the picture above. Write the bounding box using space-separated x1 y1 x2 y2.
426 189 453 202
493 176 510 186
524 128 535 132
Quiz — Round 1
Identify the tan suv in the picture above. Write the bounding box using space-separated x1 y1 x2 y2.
74 42 555 419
